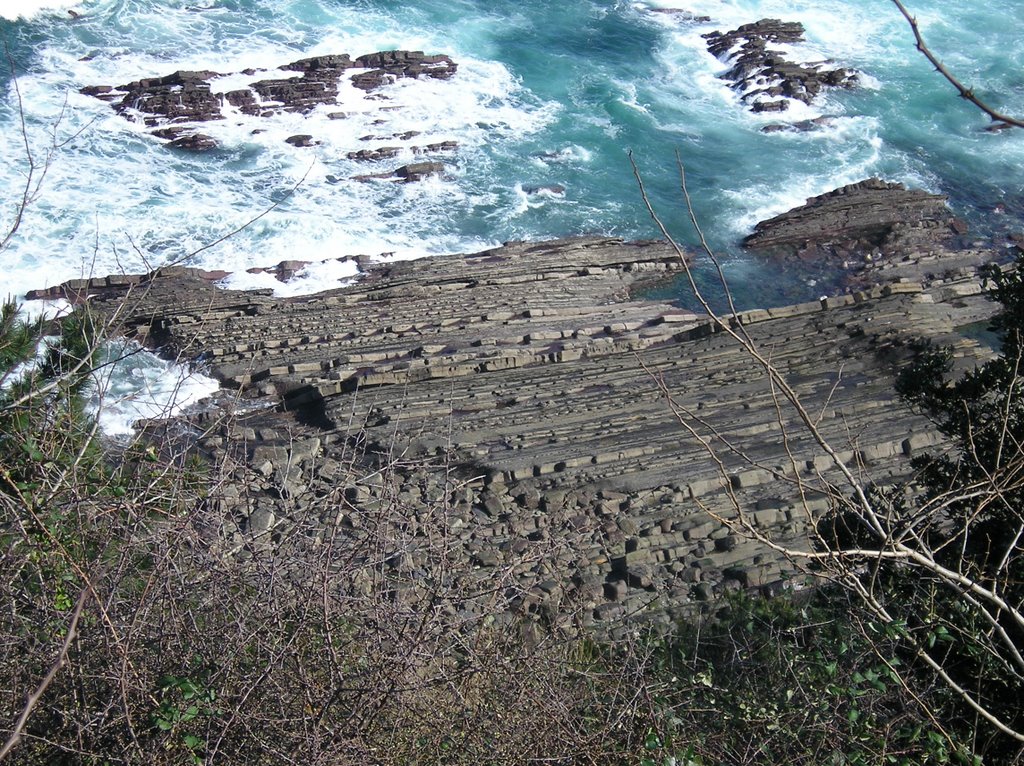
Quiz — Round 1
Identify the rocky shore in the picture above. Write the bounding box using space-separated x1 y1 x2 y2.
742 178 1019 290
82 49 458 156
703 18 858 115
33 213 1004 637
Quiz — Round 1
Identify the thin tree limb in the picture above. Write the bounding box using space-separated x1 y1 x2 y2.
890 0 1024 129
0 588 89 761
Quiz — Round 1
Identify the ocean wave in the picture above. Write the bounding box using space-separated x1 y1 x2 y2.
0 0 80 21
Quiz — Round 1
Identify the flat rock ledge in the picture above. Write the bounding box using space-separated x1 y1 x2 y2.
41 236 999 639
741 178 996 288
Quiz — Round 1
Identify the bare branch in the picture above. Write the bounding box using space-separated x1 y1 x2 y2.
0 588 89 761
890 0 1024 129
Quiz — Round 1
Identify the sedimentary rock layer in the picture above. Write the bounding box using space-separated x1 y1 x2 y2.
741 178 992 289
703 18 857 114
44 236 996 637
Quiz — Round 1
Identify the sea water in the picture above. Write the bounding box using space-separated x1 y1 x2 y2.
2 0 1022 429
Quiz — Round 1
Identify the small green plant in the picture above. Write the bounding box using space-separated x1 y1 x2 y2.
635 591 979 766
150 674 218 765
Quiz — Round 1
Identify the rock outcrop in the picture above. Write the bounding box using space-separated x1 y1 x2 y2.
81 50 457 146
36 236 999 638
742 178 985 285
703 19 857 114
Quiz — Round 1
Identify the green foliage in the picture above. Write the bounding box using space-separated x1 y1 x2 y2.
0 300 42 372
0 301 100 491
869 254 1024 759
638 592 979 766
150 673 219 764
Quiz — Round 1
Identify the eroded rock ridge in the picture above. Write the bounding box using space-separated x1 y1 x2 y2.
81 50 457 151
703 18 858 114
43 235 999 638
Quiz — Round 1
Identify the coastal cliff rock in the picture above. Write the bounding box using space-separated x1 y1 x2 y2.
743 178 983 284
703 18 857 114
37 237 997 637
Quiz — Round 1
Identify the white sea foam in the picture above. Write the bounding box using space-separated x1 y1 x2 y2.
721 131 887 236
641 0 907 62
1 24 556 298
1 296 214 436
90 341 220 437
217 257 362 297
0 0 80 20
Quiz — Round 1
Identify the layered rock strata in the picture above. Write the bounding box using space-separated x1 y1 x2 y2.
742 178 987 286
46 236 997 637
81 50 457 151
703 18 857 114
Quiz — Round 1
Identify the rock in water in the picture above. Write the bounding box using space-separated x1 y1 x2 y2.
80 50 458 148
166 132 219 152
742 178 984 286
743 179 957 255
354 161 447 183
394 162 446 182
703 19 857 114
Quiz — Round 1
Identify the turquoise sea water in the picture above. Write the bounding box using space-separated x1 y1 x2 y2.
2 0 1023 308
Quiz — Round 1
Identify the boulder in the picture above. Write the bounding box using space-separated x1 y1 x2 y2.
355 161 447 182
166 132 219 151
285 134 317 147
395 161 445 182
347 146 402 161
413 140 459 154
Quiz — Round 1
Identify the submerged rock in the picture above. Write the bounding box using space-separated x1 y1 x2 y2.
648 8 711 23
760 116 836 133
522 184 566 196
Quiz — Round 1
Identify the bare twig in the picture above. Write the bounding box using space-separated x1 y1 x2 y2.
0 588 89 761
890 0 1024 129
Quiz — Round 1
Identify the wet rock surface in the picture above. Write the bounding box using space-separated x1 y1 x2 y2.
352 160 448 183
703 18 857 114
38 236 999 638
81 49 457 143
742 178 992 286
